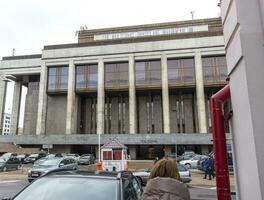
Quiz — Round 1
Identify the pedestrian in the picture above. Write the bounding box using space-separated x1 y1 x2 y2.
202 156 210 179
142 157 190 200
207 156 215 180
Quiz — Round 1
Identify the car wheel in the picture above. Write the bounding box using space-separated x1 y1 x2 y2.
185 163 191 169
3 167 7 172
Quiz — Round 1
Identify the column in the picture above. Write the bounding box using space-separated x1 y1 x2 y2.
129 55 137 134
194 51 208 133
161 53 171 133
97 58 105 135
10 81 22 134
66 60 76 134
36 62 48 135
128 145 137 160
0 79 7 134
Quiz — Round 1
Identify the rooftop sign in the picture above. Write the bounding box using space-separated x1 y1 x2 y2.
94 25 208 41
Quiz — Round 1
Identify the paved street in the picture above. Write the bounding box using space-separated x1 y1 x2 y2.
0 180 28 199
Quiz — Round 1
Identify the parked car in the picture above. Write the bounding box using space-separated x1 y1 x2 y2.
78 154 95 165
13 170 143 200
28 157 78 182
65 153 80 162
0 153 17 161
133 164 191 185
33 154 56 166
0 157 21 172
23 153 46 164
179 155 207 168
16 154 29 164
177 151 196 162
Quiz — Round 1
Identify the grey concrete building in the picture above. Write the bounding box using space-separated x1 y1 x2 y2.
0 18 229 159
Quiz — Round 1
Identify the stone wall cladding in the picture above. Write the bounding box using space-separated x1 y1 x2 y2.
46 95 67 134
23 82 39 135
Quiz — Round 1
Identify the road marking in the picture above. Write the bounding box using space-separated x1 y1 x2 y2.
190 185 217 190
0 180 21 183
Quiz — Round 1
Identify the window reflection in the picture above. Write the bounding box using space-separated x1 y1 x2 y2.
104 62 128 88
135 60 161 86
168 58 195 85
47 67 68 91
202 56 227 83
76 64 98 90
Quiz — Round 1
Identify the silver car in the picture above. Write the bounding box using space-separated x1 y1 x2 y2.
133 164 191 185
28 157 78 182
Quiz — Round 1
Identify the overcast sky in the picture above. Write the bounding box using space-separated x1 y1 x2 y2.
0 0 220 127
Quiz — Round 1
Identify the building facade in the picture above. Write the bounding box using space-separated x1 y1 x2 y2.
0 18 228 159
2 113 11 135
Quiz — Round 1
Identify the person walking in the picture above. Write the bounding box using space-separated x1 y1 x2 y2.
207 156 215 180
202 156 210 179
142 157 190 200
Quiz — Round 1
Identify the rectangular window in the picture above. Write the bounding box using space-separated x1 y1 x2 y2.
76 64 98 90
135 60 161 86
202 56 227 83
168 58 195 85
105 62 128 88
47 67 68 91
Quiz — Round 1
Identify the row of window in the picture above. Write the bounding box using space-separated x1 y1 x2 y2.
47 56 227 92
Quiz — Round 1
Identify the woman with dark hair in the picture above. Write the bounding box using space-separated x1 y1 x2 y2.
142 158 190 200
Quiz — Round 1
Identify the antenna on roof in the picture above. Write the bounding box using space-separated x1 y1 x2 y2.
12 48 15 56
190 11 195 20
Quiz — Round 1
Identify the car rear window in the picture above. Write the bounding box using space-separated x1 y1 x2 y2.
13 177 119 200
178 165 187 171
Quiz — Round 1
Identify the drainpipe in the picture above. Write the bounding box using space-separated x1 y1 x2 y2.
210 84 231 200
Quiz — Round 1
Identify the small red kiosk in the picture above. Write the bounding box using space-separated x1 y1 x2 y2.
100 138 128 172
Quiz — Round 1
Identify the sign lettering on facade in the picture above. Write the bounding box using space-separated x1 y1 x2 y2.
94 25 208 41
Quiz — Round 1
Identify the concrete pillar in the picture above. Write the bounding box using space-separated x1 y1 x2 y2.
129 145 137 160
97 58 105 135
0 79 7 135
164 146 172 156
36 62 48 135
129 55 137 134
161 54 170 133
66 60 76 134
10 81 22 135
194 51 208 133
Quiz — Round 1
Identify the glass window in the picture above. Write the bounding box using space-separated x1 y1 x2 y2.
48 75 56 90
202 56 227 83
135 60 161 86
76 64 98 90
49 68 56 76
47 67 68 91
105 62 128 88
168 58 195 85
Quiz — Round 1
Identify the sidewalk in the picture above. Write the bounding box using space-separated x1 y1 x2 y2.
189 169 235 187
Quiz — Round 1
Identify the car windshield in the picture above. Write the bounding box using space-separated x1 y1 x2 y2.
40 159 60 167
13 177 119 200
